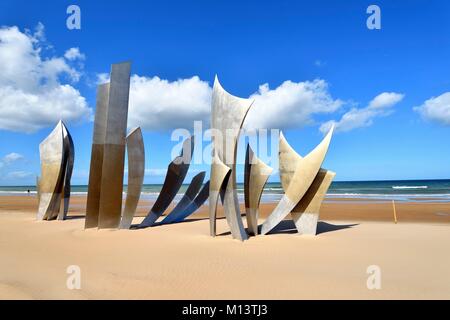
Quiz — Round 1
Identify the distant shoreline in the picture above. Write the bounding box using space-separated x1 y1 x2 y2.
2 178 450 203
2 190 450 203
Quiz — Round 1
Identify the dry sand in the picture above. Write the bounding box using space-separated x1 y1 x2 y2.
0 195 449 299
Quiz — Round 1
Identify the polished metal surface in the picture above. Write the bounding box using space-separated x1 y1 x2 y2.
119 127 145 229
161 171 205 224
210 76 253 240
139 136 195 227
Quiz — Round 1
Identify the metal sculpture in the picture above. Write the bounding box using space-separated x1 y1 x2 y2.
86 62 131 229
172 181 210 223
37 121 74 221
209 153 231 236
162 180 210 224
97 62 132 228
139 136 195 227
32 62 341 240
85 83 110 228
119 127 145 229
209 76 253 241
278 132 335 234
260 126 334 235
291 169 335 235
244 145 273 235
161 171 205 224
58 123 75 220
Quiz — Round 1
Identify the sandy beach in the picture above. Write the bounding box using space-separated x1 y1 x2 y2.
1 195 450 223
0 195 449 299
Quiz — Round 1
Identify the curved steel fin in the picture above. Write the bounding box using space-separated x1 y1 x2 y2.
209 153 231 236
244 145 273 235
291 169 335 235
37 121 65 221
119 127 145 229
139 136 194 227
261 125 334 235
165 181 210 224
161 171 205 224
58 122 74 220
210 76 253 240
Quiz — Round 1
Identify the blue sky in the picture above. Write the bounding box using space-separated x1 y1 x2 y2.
0 0 449 185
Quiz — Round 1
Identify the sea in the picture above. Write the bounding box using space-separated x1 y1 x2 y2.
1 179 450 203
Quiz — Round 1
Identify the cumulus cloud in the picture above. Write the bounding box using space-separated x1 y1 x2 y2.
127 75 212 130
2 152 24 164
320 92 404 133
92 72 345 131
64 47 85 61
413 92 450 126
0 24 91 133
95 73 343 131
245 79 343 130
368 92 404 109
97 72 401 135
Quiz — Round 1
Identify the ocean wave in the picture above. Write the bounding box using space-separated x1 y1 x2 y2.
1 190 449 197
392 186 428 189
328 192 450 197
0 190 37 194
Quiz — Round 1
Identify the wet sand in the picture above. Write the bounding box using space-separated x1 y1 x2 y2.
1 195 449 223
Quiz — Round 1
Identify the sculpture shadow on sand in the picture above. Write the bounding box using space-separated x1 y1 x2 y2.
263 220 359 235
130 217 210 229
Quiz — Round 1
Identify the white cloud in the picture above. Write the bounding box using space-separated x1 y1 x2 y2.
94 72 343 131
0 24 91 133
414 92 450 126
0 152 24 169
64 47 85 61
96 73 110 85
6 170 33 179
320 92 404 133
2 152 24 164
127 75 212 130
96 72 393 135
245 79 343 130
92 73 344 132
368 92 404 109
